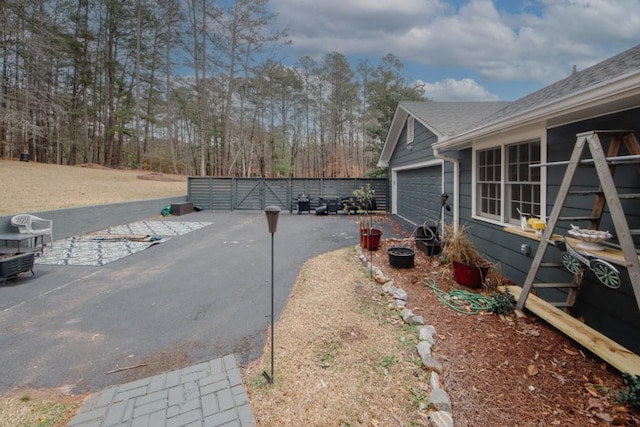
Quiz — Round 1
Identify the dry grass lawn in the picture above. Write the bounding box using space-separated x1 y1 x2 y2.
245 248 428 426
0 389 81 427
0 159 187 215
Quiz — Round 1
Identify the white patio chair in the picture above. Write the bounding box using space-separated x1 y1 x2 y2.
11 214 54 247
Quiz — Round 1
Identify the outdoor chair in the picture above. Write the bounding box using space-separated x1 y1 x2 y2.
11 214 54 247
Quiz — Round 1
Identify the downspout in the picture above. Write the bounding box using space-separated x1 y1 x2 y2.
433 148 459 235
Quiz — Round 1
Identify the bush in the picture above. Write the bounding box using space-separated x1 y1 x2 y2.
618 373 640 409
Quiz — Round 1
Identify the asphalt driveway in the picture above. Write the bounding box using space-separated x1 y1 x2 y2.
0 211 400 395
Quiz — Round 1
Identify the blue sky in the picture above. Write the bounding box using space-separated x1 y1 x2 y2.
268 0 640 101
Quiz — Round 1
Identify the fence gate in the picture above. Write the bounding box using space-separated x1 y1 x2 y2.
263 179 289 210
234 179 263 210
233 178 290 210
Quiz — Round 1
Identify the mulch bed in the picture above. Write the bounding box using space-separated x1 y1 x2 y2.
367 235 640 426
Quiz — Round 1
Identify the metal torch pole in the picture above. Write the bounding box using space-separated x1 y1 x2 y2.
263 206 279 385
269 230 274 383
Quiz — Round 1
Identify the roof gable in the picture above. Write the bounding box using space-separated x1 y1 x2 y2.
378 101 510 166
403 101 511 137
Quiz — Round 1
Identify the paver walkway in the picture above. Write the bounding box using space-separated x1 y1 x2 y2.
68 354 255 427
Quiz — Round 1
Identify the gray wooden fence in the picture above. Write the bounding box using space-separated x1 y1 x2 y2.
188 177 389 212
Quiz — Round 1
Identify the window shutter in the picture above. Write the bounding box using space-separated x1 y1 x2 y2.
407 116 414 144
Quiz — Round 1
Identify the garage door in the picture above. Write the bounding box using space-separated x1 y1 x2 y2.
396 166 442 226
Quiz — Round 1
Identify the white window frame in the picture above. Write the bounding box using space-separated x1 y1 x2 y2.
472 129 547 227
406 116 414 144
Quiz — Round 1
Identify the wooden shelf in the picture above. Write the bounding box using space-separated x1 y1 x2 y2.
530 154 640 167
504 226 639 268
500 285 640 376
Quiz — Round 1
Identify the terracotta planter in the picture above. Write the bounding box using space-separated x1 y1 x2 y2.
452 260 490 289
387 246 415 269
360 228 382 250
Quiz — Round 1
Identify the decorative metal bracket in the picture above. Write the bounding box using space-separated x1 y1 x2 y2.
555 239 621 289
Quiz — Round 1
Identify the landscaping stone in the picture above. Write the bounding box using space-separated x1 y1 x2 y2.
401 308 414 322
417 341 433 359
382 281 397 295
374 271 390 284
393 288 408 301
427 410 453 427
420 354 443 374
418 325 437 344
430 371 442 390
355 245 454 426
406 314 425 325
428 388 452 412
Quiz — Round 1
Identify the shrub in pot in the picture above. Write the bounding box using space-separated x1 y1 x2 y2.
441 224 491 289
350 185 383 250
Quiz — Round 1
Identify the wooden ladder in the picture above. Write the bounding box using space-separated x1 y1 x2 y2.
516 130 640 311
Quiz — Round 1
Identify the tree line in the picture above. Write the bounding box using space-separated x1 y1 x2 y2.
0 0 425 177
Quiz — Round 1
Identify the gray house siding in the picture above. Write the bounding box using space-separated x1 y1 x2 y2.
389 119 444 226
381 47 640 359
388 120 438 168
542 109 640 353
545 108 640 237
442 149 533 281
448 108 640 354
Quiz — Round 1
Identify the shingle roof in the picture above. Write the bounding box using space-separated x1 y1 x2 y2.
381 44 640 163
473 44 640 128
400 101 511 137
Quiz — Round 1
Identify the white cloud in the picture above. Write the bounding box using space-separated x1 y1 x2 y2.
420 78 499 101
271 0 640 85
272 0 447 53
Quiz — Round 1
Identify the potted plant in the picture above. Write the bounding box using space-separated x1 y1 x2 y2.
441 223 491 288
348 185 382 250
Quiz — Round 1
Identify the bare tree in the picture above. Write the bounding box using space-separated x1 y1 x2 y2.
213 0 287 175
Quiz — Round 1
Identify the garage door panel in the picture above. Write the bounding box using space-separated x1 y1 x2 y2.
397 167 442 225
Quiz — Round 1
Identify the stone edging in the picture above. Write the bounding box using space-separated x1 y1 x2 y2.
356 246 454 427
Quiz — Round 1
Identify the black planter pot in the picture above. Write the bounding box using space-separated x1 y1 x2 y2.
416 224 441 257
416 239 442 257
387 246 415 269
416 224 438 240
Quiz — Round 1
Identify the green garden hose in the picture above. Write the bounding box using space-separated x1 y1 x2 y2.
423 277 514 315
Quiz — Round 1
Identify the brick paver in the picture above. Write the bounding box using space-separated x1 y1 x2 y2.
69 355 256 427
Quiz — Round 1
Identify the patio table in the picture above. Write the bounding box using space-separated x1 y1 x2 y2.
0 233 45 255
